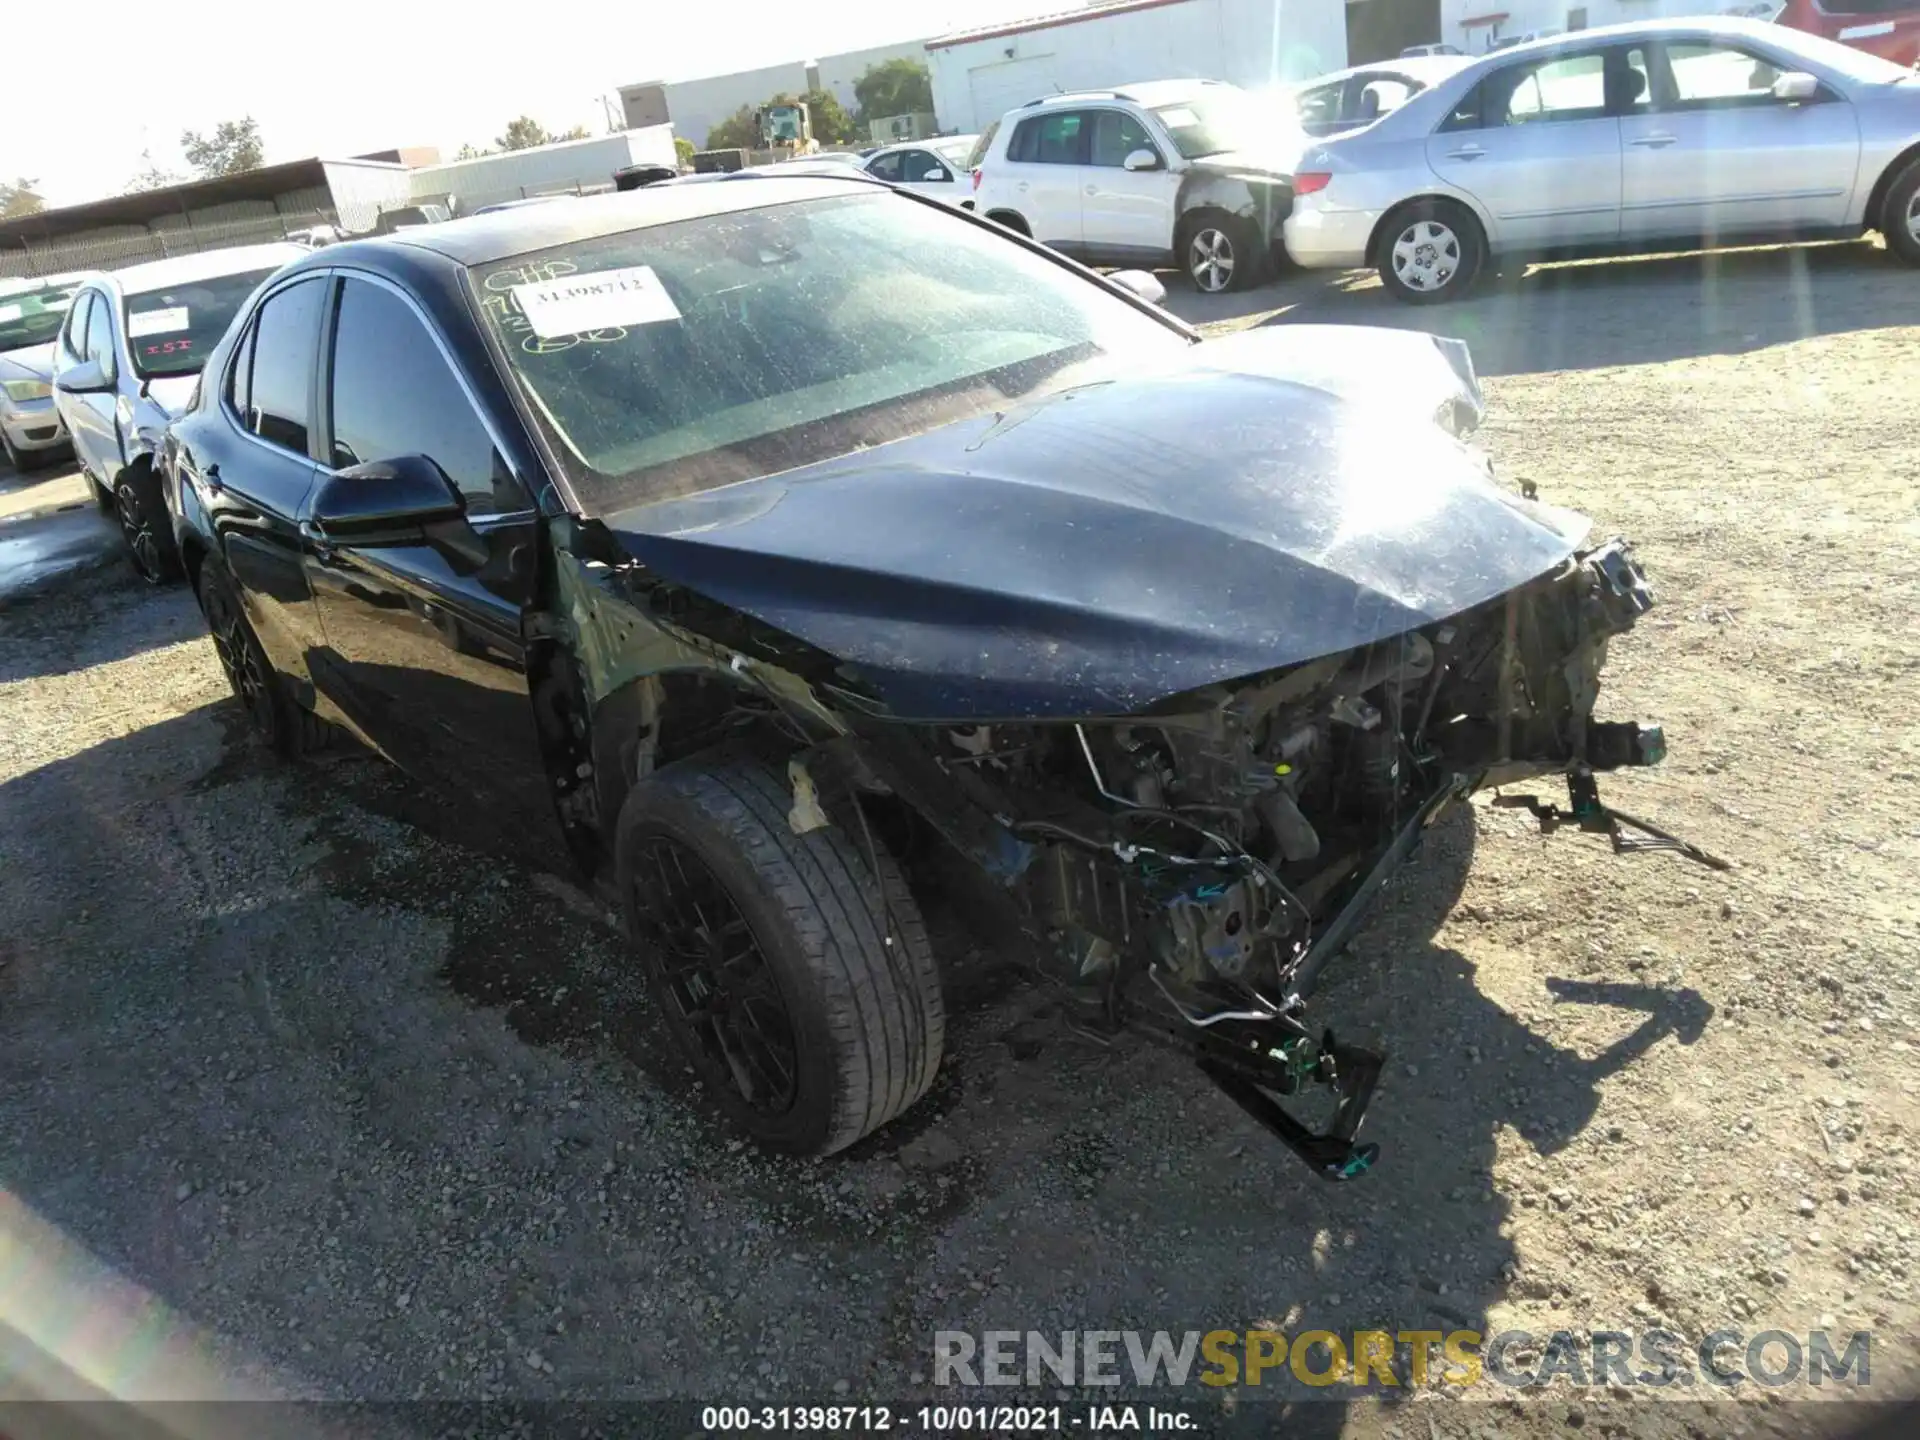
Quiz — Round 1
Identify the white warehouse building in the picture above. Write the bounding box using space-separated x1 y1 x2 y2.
926 0 1353 136
925 0 1769 137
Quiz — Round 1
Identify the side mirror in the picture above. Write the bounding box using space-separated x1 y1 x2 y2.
1122 148 1162 172
310 455 466 532
921 168 950 182
55 359 112 395
1773 71 1820 103
310 456 489 568
1108 269 1168 306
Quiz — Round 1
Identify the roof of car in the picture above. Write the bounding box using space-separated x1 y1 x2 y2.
1016 78 1238 113
375 174 888 266
868 135 978 158
1468 13 1778 62
1307 54 1474 87
0 272 90 296
98 242 313 296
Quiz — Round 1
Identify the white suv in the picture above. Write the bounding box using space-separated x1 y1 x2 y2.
969 81 1297 292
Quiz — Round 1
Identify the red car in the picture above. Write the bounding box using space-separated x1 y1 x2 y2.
1776 0 1920 67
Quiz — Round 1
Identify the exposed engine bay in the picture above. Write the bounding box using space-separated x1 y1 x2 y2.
542 326 1723 1180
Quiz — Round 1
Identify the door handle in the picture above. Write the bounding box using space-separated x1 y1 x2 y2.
1630 133 1678 148
1016 181 1029 192
1445 145 1485 160
1085 184 1098 195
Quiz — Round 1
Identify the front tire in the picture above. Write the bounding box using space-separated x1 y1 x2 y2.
1879 156 1920 265
114 468 180 584
1182 213 1259 293
2 429 38 473
617 755 945 1157
1377 199 1484 304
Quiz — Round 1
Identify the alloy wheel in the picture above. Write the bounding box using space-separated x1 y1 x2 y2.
1188 227 1237 293
632 837 799 1114
205 585 272 735
1391 219 1461 294
115 483 165 584
1906 190 1920 248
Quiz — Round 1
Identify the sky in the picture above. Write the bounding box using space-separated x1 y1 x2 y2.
6 0 1082 208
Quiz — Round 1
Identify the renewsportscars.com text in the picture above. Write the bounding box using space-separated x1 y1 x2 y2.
933 1328 1873 1390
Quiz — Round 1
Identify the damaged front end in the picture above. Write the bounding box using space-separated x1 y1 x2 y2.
553 327 1710 1180
837 537 1667 1181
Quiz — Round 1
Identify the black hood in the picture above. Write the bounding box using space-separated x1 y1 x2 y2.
603 330 1591 722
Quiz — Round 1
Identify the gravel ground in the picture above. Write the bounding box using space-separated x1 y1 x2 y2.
2 241 1917 1437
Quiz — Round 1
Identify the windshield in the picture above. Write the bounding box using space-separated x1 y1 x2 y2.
1150 89 1268 159
473 191 1187 513
124 267 279 379
0 283 79 354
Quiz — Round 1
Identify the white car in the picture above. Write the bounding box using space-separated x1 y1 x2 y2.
972 81 1295 292
0 273 86 471
49 242 308 581
1284 16 1920 303
859 136 979 206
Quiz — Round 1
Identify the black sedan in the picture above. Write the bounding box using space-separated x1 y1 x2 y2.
163 175 1680 1176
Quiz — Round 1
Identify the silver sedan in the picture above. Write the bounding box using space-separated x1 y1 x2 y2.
1282 16 1920 302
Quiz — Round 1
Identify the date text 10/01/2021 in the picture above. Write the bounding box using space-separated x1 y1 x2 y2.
701 1405 1196 1432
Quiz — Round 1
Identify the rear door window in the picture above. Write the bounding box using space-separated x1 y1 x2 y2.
246 277 327 454
1008 111 1089 165
866 151 905 182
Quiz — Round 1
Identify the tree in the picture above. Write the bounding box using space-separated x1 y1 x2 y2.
705 106 759 151
794 88 857 146
181 117 264 178
456 142 492 161
853 58 934 127
127 150 182 193
0 178 44 219
673 136 695 168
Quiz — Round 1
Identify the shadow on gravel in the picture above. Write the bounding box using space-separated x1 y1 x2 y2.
0 565 199 681
0 702 1716 1418
1264 240 1903 379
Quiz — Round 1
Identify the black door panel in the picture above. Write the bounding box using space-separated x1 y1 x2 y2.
306 273 557 832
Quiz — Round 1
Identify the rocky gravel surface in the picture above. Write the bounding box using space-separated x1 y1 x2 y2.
2 241 1917 1438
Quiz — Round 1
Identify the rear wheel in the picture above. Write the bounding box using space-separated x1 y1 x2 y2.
617 755 945 1157
1879 156 1920 265
197 561 318 757
1377 199 1484 304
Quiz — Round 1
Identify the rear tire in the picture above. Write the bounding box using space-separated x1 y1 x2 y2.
617 755 945 1157
1376 198 1484 304
984 210 1030 236
1879 156 1920 265
197 561 327 758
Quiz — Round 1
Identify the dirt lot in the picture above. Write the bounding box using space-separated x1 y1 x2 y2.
2 242 1917 1436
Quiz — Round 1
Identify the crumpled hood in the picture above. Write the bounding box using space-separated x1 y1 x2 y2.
0 342 54 384
142 375 199 418
1189 149 1296 181
604 327 1591 721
